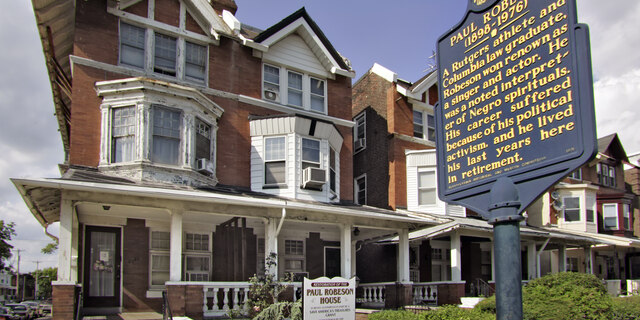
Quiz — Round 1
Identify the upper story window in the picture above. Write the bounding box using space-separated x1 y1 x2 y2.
355 174 366 205
263 64 327 113
418 170 437 205
329 149 337 194
302 138 321 169
413 110 435 142
597 163 616 187
568 168 582 180
563 197 580 222
623 204 631 230
97 78 224 186
264 136 287 186
603 203 618 229
354 113 366 153
119 21 208 84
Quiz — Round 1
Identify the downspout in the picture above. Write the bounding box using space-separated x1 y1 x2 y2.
276 207 286 236
44 223 59 242
536 238 551 278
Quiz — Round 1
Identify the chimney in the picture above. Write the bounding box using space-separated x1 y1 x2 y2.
210 0 237 15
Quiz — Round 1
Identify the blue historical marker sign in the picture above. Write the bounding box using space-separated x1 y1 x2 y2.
435 0 597 218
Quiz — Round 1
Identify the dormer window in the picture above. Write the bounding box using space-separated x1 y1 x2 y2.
97 78 223 186
119 21 208 84
262 63 327 114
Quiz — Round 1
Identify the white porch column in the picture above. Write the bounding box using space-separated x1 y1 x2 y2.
527 242 537 280
585 246 594 274
170 210 183 281
558 245 567 272
340 224 352 279
451 230 462 282
57 198 74 282
265 217 279 279
351 241 357 278
397 228 410 283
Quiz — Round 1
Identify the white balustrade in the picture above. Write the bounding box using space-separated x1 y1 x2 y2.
627 279 640 296
412 283 438 305
202 282 251 317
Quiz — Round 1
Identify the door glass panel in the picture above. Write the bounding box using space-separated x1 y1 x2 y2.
89 231 116 297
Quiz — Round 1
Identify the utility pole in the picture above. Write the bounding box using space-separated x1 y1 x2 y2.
15 249 22 301
33 260 41 300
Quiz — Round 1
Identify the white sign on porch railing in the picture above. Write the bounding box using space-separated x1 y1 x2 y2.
303 277 356 320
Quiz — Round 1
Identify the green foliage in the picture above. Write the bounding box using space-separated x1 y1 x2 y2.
422 305 495 320
0 221 16 270
474 295 496 314
253 300 302 320
245 253 294 318
368 310 421 320
522 272 613 320
32 267 57 299
610 295 640 320
41 241 58 254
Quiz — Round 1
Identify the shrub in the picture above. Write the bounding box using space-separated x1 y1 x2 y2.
422 305 494 320
522 272 613 320
474 295 496 314
611 295 640 320
368 309 421 320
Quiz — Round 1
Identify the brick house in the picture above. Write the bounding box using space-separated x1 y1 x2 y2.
14 1 428 318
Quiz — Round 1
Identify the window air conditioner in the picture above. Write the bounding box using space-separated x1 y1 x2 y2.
302 167 325 189
196 158 214 175
354 138 365 150
264 89 279 102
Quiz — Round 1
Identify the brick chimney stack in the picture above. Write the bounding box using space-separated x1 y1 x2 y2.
210 0 237 15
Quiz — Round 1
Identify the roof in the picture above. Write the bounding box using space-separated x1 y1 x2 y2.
253 7 352 73
598 133 629 162
12 167 430 231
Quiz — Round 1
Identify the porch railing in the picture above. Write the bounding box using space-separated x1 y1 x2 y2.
357 282 391 307
412 283 438 305
627 279 640 296
605 279 622 296
202 281 303 318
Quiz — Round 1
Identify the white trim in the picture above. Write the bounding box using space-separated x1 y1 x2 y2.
354 174 367 205
370 63 397 83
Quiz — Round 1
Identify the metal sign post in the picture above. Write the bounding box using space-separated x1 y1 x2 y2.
435 0 597 319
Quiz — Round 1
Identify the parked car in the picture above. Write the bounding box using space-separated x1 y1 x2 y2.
0 306 21 320
2 304 27 320
37 303 51 317
19 302 39 318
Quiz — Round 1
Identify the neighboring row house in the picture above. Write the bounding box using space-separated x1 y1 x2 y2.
15 1 430 319
352 63 640 304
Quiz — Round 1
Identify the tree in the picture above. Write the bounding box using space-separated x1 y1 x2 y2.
41 241 58 254
32 267 57 299
0 220 16 270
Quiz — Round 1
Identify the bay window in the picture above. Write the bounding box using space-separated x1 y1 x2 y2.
329 149 337 194
111 107 136 163
563 197 580 222
152 106 182 165
623 204 630 230
302 138 321 170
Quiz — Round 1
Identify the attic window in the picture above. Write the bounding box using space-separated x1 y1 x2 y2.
262 63 327 114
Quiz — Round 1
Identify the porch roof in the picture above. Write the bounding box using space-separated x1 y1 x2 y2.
12 172 432 232
540 227 640 248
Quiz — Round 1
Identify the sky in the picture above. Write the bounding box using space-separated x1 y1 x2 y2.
0 0 639 274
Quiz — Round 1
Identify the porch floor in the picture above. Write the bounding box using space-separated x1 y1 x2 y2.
82 312 164 320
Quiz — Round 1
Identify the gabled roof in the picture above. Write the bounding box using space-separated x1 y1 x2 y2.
598 133 629 162
252 8 353 77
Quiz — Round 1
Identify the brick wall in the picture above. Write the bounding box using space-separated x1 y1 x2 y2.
52 284 79 320
154 0 180 27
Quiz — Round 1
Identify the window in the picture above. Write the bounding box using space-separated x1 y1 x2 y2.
603 203 618 229
568 169 582 180
150 231 170 287
195 118 212 161
111 106 136 163
185 233 209 251
265 137 286 185
119 21 208 84
185 41 207 81
623 204 631 230
563 197 580 222
302 138 320 170
355 175 366 205
413 110 435 142
329 149 337 193
567 257 579 272
598 163 616 187
354 113 366 152
418 170 437 205
586 196 595 223
284 240 304 273
152 106 182 165
262 64 326 113
151 231 170 250
154 33 177 76
120 23 145 68
185 255 210 281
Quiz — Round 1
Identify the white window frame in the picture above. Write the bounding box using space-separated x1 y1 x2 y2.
563 196 581 222
264 136 287 186
329 147 337 195
603 203 619 230
262 63 327 114
413 109 435 142
355 174 367 205
353 113 366 153
111 106 137 163
184 254 211 282
301 137 322 170
151 105 183 166
598 163 616 188
283 239 305 275
417 168 437 206
195 117 213 162
183 232 212 282
149 231 170 289
119 21 208 85
568 168 582 180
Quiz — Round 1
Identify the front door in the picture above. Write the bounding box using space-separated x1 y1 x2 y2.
325 247 341 278
83 226 121 308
